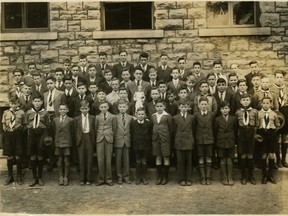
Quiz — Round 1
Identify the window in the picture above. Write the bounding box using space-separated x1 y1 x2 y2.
103 2 152 30
207 2 257 28
2 2 49 32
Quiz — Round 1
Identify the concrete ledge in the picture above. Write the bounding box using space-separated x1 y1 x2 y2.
199 27 271 37
0 32 58 41
93 30 164 39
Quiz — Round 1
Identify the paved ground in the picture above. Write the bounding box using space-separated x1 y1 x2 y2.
0 164 287 215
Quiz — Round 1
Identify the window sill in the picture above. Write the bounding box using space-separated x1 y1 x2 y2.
0 32 57 41
93 30 164 39
199 27 271 37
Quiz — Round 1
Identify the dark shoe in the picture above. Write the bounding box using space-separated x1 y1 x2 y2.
86 181 92 185
95 181 104 186
135 178 141 185
241 178 247 185
186 180 192 186
29 179 38 187
117 178 123 185
106 181 114 186
268 176 277 184
228 178 234 186
156 178 162 185
142 178 148 185
282 161 288 168
80 181 85 186
123 178 131 184
222 178 229 185
206 178 211 185
200 177 206 185
59 177 64 186
4 176 14 186
161 177 168 185
249 177 256 185
38 178 44 186
17 176 23 185
276 162 283 168
180 180 186 186
262 177 267 184
63 177 69 186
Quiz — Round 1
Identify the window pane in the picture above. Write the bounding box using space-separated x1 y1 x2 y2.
4 3 23 29
207 2 229 27
233 2 255 25
27 3 48 28
105 3 130 30
131 3 152 29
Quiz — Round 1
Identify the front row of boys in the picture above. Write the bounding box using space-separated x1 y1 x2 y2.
2 87 280 187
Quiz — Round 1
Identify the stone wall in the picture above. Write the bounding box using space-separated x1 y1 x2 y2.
0 1 288 106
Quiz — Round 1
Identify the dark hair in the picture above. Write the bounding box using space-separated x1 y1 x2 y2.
88 81 97 87
178 100 189 107
237 79 247 86
155 98 166 106
249 60 257 65
118 99 128 106
77 82 86 88
178 57 185 63
59 103 69 109
219 101 230 109
217 78 226 84
240 93 251 99
139 52 149 58
199 80 209 87
199 96 209 103
79 54 87 59
178 86 188 94
213 60 222 67
274 70 286 77
28 63 36 67
96 89 106 94
136 107 145 112
167 89 176 96
13 68 24 76
71 64 80 70
193 61 201 67
160 53 168 58
87 64 96 70
104 70 112 75
228 72 238 79
63 75 73 82
46 76 56 82
148 67 156 74
32 93 43 101
80 100 89 107
64 59 70 63
158 80 166 86
118 86 128 92
261 97 272 103
99 52 107 57
55 68 64 73
32 71 41 77
119 50 127 55
171 67 179 73
206 72 216 79
9 96 19 104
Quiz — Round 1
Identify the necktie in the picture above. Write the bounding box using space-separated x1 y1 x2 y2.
58 81 61 88
61 116 64 123
264 113 269 129
264 91 268 97
103 113 107 121
36 86 40 92
83 115 87 132
81 95 84 100
220 92 224 101
33 113 39 129
10 111 15 129
137 80 140 86
48 90 53 107
182 114 185 120
101 64 105 70
279 88 285 107
122 114 126 127
25 96 29 104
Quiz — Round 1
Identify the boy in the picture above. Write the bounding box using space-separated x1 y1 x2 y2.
138 52 153 82
95 101 116 186
212 60 228 83
112 50 134 80
96 52 113 84
148 67 158 87
74 100 96 185
31 72 48 97
176 87 193 114
114 100 133 184
63 59 71 76
194 96 215 185
106 78 120 105
119 68 132 88
165 90 178 117
235 94 258 185
26 94 49 187
257 97 280 184
145 87 160 119
232 79 249 115
186 74 199 101
62 75 79 118
167 67 185 94
214 101 237 186
86 64 98 86
214 78 234 115
158 81 168 102
173 101 195 186
71 65 86 89
248 73 262 96
42 61 53 79
192 61 205 90
130 107 152 185
178 57 191 81
99 70 113 95
79 54 88 75
157 53 172 83
88 82 98 102
90 89 112 116
2 97 25 185
18 83 33 112
207 72 217 95
227 73 239 94
245 60 260 91
54 68 65 91
9 69 24 99
52 104 74 186
151 99 173 185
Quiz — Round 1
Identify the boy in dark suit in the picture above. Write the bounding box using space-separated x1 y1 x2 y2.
165 90 178 117
192 61 205 90
227 73 239 95
74 100 96 185
63 75 79 118
178 57 191 81
63 59 71 76
138 52 153 82
194 96 215 185
167 67 186 94
112 50 134 80
145 87 160 119
96 52 113 84
214 78 234 116
18 83 33 112
245 60 259 92
157 53 172 83
71 65 87 90
31 72 48 97
173 101 195 186
78 54 88 75
86 64 98 87
95 101 116 186
54 68 65 91
99 70 113 95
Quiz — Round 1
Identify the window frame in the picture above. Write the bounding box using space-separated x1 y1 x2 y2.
1 2 50 33
101 2 154 31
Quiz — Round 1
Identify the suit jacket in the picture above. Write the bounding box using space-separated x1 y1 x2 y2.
173 113 195 150
151 112 173 142
193 72 205 90
53 116 74 148
214 115 237 149
18 95 33 112
167 80 186 93
43 89 65 116
245 72 257 91
145 101 157 119
194 111 215 145
138 64 154 82
74 114 96 147
95 112 116 143
165 102 178 117
114 113 133 148
126 80 151 101
72 75 87 89
63 89 79 117
130 119 152 150
112 62 135 80
99 80 113 95
31 84 48 97
179 68 192 81
95 63 113 85
70 95 94 117
157 66 172 83
214 90 235 115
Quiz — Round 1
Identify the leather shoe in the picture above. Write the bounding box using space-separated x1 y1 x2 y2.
135 178 141 185
268 176 277 184
186 180 192 186
86 181 92 185
222 178 229 185
156 178 162 185
241 178 247 185
228 178 234 186
29 179 38 187
117 178 123 185
80 181 85 186
180 180 186 186
206 178 211 185
17 176 23 185
38 179 44 186
123 178 131 184
4 176 14 186
161 178 168 185
106 181 114 186
262 177 267 184
200 177 206 185
63 177 69 186
95 181 104 186
59 176 64 186
249 177 256 185
142 178 148 185
282 161 288 168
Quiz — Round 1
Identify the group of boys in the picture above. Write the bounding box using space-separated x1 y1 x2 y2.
2 51 288 187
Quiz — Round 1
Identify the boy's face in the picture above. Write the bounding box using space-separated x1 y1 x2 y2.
229 76 238 87
167 94 176 102
178 90 188 99
80 105 89 115
71 67 79 77
261 78 269 90
217 82 227 92
151 89 160 101
88 67 97 77
240 97 251 108
231 64 238 71
155 102 165 113
171 69 179 79
9 101 19 111
160 56 168 65
213 64 222 72
250 63 258 73
33 76 42 85
179 104 189 114
32 98 43 109
79 58 87 67
118 104 128 114
198 101 208 111
43 64 50 73
46 79 55 91
251 76 261 87
200 83 209 94
104 72 113 81
121 71 131 81
59 105 69 116
140 57 147 66
238 82 247 92
262 99 271 110
13 72 22 83
55 71 64 81
186 79 195 89
77 86 87 95
207 76 216 86
63 62 70 71
275 73 284 85
193 64 201 73
28 64 36 73
178 59 186 70
119 90 128 99
134 70 143 81
22 85 32 96
119 52 127 62
220 106 230 116
97 92 106 101
136 110 145 121
99 55 107 64
89 85 98 94
64 80 73 90
111 80 119 91
158 84 167 93
149 72 157 81
99 103 109 113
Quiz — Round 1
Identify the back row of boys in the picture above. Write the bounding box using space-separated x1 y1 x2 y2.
4 51 288 187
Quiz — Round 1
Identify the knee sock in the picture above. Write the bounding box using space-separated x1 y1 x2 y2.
57 158 63 177
16 159 22 177
37 160 43 179
206 162 211 178
7 159 14 178
262 159 267 178
241 158 247 179
142 163 147 179
247 159 254 178
268 159 275 177
64 160 70 178
31 160 37 179
199 163 205 178
136 162 141 179
220 159 227 180
156 165 162 180
163 165 169 180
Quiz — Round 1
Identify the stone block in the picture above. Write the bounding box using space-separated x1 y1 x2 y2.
167 38 182 43
68 25 80 31
50 41 68 49
176 30 198 37
77 11 88 15
286 55 288 65
58 32 75 40
173 43 192 52
177 2 193 9
261 36 283 43
68 21 81 26
276 8 288 13
281 15 288 22
273 42 288 51
259 2 275 13
154 10 168 19
215 43 229 51
266 59 285 66
136 39 149 44
98 46 113 54
83 2 100 10
50 20 67 32
34 41 49 45
85 40 101 46
50 11 59 20
194 19 206 28
164 31 176 38
167 52 186 60
230 39 249 51
10 56 24 64
169 9 187 19
184 19 194 30
188 7 206 19
193 2 206 8
155 19 183 30
67 2 82 11
88 10 100 19
280 22 288 27
30 50 40 55
249 42 272 51
87 55 98 63
81 20 101 31
60 10 76 15
260 13 280 27
24 55 40 63
0 56 9 65
187 52 207 60
72 14 87 20
76 32 93 40
0 42 16 46
258 51 278 59
50 2 66 10
4 46 19 54
17 41 32 46
20 46 29 54
193 43 215 52
283 37 288 42
59 49 78 56
143 44 157 52
79 46 98 55
276 2 288 7
182 37 210 43
207 52 222 59
69 40 85 48
31 45 49 51
155 2 177 10
271 27 285 35
60 15 72 20
157 43 173 52
41 50 59 61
